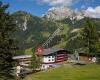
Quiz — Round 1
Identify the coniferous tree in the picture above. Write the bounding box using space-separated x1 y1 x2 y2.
0 1 17 79
30 48 41 72
66 18 99 55
81 18 99 55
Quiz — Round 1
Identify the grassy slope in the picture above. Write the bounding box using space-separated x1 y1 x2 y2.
24 64 100 80
52 24 69 48
53 41 67 48
25 48 33 55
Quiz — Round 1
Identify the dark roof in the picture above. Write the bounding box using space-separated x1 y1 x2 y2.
43 48 67 56
13 48 70 59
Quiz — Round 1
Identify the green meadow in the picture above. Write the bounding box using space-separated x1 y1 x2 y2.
23 63 100 80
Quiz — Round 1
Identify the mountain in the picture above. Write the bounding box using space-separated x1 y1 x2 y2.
42 6 100 22
60 17 100 52
11 11 69 54
42 6 83 21
58 17 100 30
11 11 100 54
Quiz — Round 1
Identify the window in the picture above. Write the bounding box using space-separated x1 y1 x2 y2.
48 56 51 58
52 59 54 61
48 59 51 61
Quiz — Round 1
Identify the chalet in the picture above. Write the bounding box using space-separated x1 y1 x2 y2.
74 48 97 63
78 53 96 62
39 48 69 69
13 55 32 67
13 48 69 70
13 55 32 76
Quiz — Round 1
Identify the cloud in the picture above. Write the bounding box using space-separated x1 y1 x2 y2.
37 0 75 6
85 6 100 18
36 0 95 7
16 0 35 2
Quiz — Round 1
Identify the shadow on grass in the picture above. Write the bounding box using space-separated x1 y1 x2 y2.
74 63 86 65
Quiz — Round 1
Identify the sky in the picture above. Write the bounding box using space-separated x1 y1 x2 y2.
0 0 100 17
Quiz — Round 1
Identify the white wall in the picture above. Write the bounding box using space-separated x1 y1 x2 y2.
41 64 49 70
42 55 55 63
41 64 54 70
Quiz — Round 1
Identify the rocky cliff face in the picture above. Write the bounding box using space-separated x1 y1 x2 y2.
42 6 84 21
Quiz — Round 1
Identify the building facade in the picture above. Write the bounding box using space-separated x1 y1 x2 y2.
13 48 69 70
39 48 69 69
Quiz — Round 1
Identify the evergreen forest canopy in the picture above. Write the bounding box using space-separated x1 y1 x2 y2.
0 1 17 80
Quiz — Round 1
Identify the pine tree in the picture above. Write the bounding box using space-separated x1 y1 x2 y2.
0 1 17 79
30 48 41 72
81 18 99 55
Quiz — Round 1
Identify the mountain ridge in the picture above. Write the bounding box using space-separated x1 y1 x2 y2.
42 6 84 21
11 11 69 54
11 11 100 54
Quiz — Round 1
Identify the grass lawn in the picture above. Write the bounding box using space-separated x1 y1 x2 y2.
25 48 33 55
53 41 67 48
23 63 100 80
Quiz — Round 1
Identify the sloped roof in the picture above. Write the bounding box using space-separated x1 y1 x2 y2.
43 48 65 56
13 55 32 59
13 48 69 59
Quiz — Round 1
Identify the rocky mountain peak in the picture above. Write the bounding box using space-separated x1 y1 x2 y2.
42 6 84 21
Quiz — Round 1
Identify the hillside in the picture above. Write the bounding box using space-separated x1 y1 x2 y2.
56 17 100 52
11 11 100 54
11 11 69 54
58 17 100 30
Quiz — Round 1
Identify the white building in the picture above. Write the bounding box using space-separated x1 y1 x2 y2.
13 48 69 70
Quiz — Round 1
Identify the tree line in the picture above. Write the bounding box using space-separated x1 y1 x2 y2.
66 18 100 56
